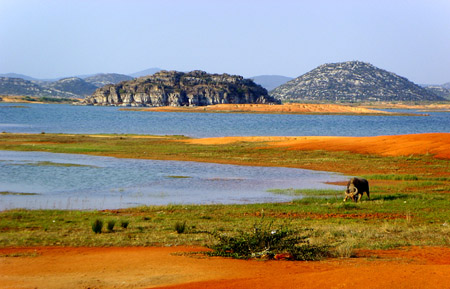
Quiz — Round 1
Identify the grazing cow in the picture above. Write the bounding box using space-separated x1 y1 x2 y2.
344 177 370 202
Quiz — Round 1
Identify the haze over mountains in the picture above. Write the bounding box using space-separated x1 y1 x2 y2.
1 63 449 101
250 75 293 91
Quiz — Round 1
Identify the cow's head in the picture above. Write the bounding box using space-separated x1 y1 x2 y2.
344 184 358 201
347 184 358 194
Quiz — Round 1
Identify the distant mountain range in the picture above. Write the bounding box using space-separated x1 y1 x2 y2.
423 85 450 100
270 61 446 102
0 67 286 99
0 69 159 98
0 73 40 81
129 68 163 78
0 67 163 83
0 75 132 98
1 65 449 101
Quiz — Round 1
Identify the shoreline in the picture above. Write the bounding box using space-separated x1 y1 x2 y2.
1 133 449 175
119 103 422 116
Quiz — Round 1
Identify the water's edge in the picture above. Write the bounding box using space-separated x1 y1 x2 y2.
0 150 347 210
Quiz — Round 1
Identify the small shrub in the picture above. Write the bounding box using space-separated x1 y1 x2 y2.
208 220 329 261
175 221 186 234
333 243 357 258
92 219 103 234
120 220 129 229
107 220 116 232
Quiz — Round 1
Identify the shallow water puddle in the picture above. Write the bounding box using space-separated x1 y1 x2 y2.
0 150 346 210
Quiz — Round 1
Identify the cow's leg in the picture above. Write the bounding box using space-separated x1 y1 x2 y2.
357 193 362 202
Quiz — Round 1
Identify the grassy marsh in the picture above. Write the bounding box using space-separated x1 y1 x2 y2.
1 190 449 253
0 133 449 254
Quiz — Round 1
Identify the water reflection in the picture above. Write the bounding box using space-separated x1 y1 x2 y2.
0 150 346 210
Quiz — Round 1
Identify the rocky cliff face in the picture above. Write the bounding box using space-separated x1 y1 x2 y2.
270 61 444 102
83 70 279 106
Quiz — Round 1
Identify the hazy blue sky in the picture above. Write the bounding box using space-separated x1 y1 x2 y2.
1 0 449 84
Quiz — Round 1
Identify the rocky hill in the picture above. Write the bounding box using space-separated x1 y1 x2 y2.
43 77 98 97
83 70 279 106
270 61 444 102
0 77 78 98
84 73 133 87
425 86 450 100
0 73 38 81
0 73 133 98
442 82 450 89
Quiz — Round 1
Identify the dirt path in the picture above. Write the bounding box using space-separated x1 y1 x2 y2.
2 246 450 289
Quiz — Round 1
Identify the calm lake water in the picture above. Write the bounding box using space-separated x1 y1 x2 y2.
1 103 449 137
0 150 346 210
1 103 449 210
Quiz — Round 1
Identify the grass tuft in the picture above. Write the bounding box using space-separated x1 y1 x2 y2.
107 220 116 232
175 221 187 234
92 219 103 234
120 220 129 229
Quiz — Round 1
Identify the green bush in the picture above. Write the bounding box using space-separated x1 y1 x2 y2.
120 220 129 229
107 220 116 232
92 219 103 234
175 221 186 234
208 220 329 261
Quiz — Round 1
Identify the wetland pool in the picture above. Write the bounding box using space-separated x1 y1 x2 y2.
0 150 347 210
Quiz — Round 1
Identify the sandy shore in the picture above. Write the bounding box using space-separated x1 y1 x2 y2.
184 133 450 159
121 103 402 115
2 246 450 289
363 103 450 112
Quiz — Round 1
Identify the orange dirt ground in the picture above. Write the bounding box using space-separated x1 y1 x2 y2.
2 246 450 289
122 103 397 115
184 133 450 159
